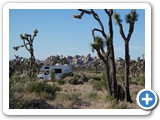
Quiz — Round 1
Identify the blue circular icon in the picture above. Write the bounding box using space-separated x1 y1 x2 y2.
137 89 158 110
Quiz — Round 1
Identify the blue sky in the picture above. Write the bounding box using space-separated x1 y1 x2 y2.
9 9 145 60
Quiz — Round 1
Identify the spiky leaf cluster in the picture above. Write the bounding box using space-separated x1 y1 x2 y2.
91 36 104 52
125 10 138 23
114 13 122 24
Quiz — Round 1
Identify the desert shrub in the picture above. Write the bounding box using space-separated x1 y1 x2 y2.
41 92 55 100
87 92 98 100
52 83 61 92
107 100 127 109
56 93 70 101
117 102 127 109
93 81 104 90
57 78 65 85
12 74 21 82
104 94 114 101
13 82 24 93
69 92 81 101
136 76 145 86
27 81 45 94
92 74 107 90
92 76 101 81
26 81 61 99
74 74 81 79
10 98 57 109
36 83 61 100
64 76 74 83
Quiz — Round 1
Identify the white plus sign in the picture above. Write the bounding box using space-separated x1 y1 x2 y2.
142 93 153 105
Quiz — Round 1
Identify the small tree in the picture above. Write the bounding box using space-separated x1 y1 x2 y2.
50 70 55 84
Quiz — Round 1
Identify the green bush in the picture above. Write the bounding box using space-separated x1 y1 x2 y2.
57 78 65 85
12 74 21 82
26 81 61 98
92 74 107 90
10 98 57 109
104 94 114 101
56 93 70 101
93 76 101 81
136 76 145 86
14 82 24 93
87 92 98 100
27 81 45 93
93 81 103 90
41 92 55 100
74 74 81 79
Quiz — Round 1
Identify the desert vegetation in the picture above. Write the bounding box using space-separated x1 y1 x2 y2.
9 9 145 109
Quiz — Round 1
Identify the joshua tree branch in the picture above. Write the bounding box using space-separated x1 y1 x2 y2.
127 22 134 41
27 34 32 41
118 23 127 41
97 49 107 64
23 39 30 51
108 10 113 38
92 28 107 38
104 9 109 15
91 9 106 35
78 9 92 14
91 30 106 63
73 9 92 19
74 9 107 38
104 9 114 38
100 46 106 56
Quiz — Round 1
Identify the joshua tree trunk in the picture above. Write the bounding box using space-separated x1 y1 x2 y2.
30 48 35 67
125 41 132 102
106 9 117 98
105 60 112 96
110 44 117 98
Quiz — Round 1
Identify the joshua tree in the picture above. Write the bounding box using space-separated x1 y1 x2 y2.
13 29 39 79
74 9 117 98
114 10 138 102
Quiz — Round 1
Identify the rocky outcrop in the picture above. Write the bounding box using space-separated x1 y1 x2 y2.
43 54 98 66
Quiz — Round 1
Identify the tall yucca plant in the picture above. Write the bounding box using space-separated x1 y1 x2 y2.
13 29 39 80
114 10 138 103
